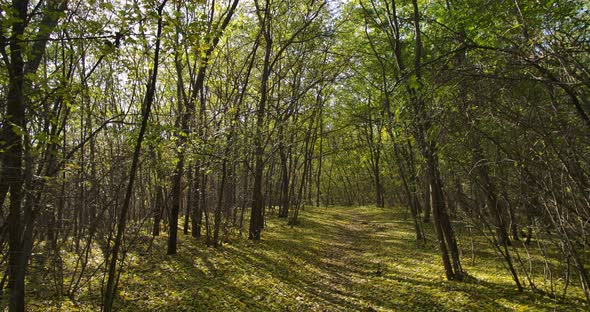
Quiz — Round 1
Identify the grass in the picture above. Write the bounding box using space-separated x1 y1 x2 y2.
27 205 588 311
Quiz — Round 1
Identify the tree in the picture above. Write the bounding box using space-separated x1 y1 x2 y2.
103 1 167 309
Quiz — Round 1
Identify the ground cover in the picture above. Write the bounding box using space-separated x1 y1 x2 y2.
28 206 587 311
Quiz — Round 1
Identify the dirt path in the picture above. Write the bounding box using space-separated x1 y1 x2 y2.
305 208 387 311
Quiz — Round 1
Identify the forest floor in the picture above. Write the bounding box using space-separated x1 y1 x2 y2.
30 206 587 311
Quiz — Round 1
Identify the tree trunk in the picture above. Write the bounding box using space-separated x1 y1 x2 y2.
103 2 167 309
192 165 203 239
249 0 272 240
3 1 30 310
167 155 183 255
184 168 192 235
152 184 164 237
213 161 227 246
279 138 290 218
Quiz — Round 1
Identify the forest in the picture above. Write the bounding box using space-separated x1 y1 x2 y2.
0 0 589 310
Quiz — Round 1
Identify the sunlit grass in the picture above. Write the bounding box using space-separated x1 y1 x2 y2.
26 205 588 311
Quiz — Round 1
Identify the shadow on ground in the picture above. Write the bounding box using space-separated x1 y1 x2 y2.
33 206 588 311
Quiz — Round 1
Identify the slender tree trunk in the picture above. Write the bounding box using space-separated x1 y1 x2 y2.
184 167 192 235
374 153 384 208
103 2 167 310
168 28 189 254
187 0 240 241
202 174 211 244
289 107 317 225
424 152 455 280
422 173 431 223
279 138 290 218
167 155 183 255
390 135 423 241
249 0 272 240
191 164 202 238
3 1 29 310
152 183 164 237
472 143 510 246
213 161 227 246
316 105 324 207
